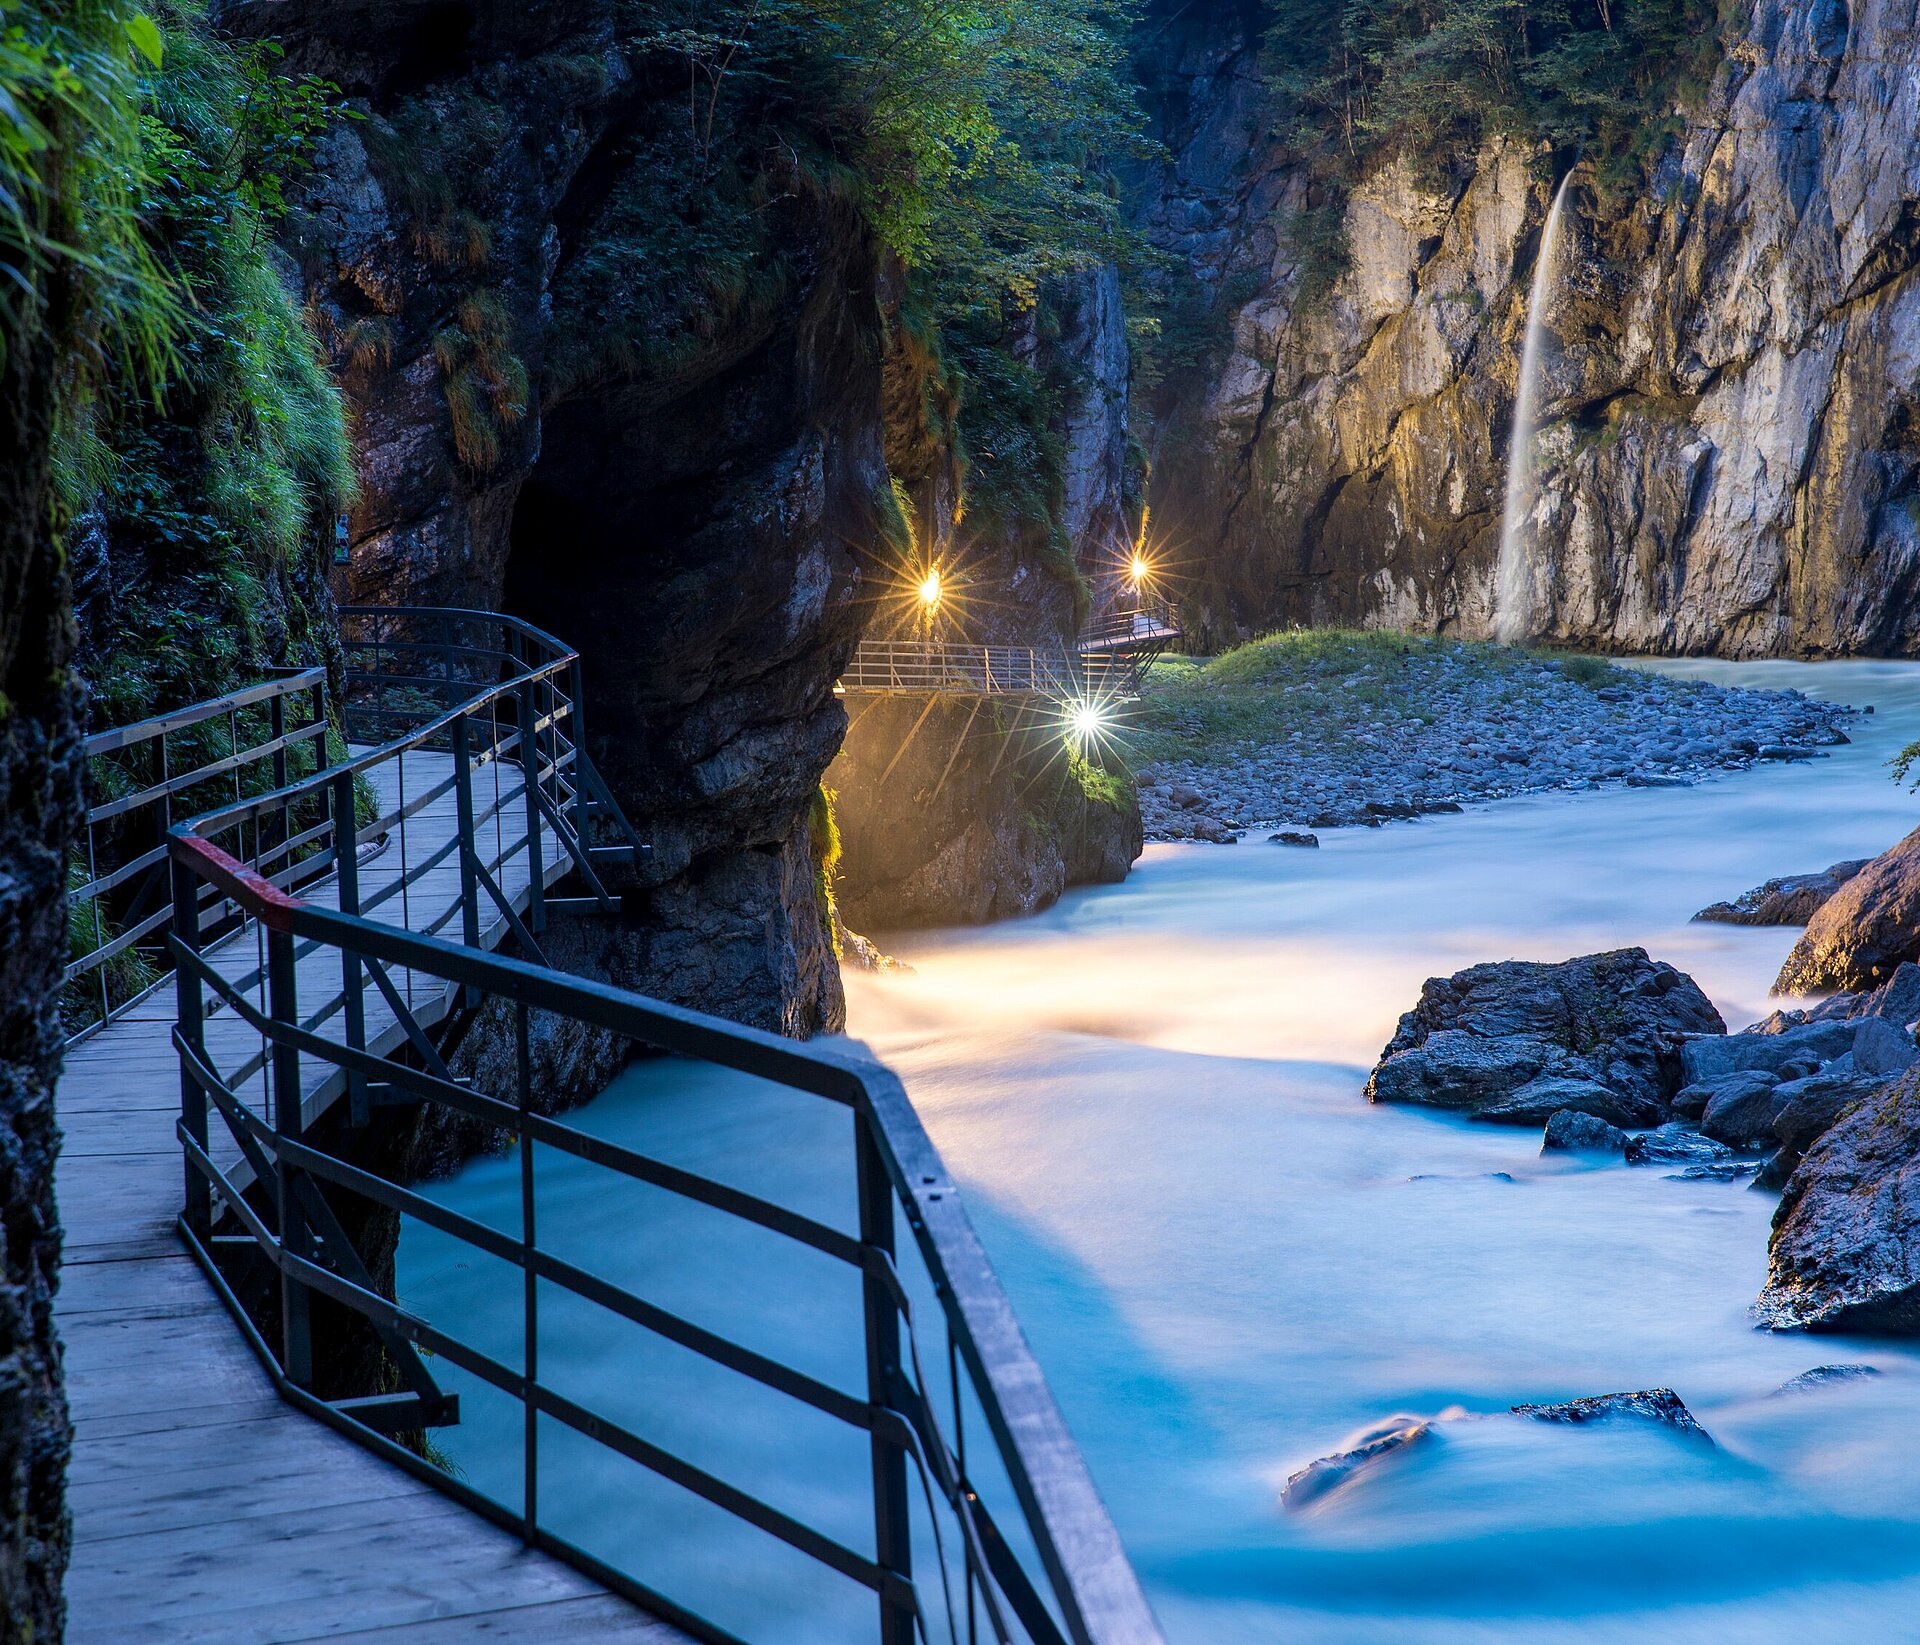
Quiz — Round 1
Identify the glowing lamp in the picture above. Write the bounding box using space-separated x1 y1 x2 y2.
1067 700 1106 746
918 570 943 608
1129 553 1150 586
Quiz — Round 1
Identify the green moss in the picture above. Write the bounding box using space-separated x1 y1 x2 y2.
809 784 843 954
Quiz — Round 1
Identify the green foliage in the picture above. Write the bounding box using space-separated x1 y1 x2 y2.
433 290 529 473
809 783 843 950
1069 750 1128 809
1268 0 1744 198
0 2 178 412
70 2 353 734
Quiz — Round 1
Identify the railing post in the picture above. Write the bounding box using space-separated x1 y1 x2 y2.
569 656 591 853
269 689 289 867
267 924 314 1390
517 1001 538 1543
171 850 211 1241
857 1113 916 1645
518 681 546 935
333 769 369 1125
452 712 482 955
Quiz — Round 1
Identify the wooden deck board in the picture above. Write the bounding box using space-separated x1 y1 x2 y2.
57 748 688 1642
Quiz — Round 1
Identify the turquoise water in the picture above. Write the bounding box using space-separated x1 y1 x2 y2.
401 660 1920 1643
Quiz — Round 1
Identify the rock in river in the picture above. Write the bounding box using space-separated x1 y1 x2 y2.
1696 860 1867 926
1367 950 1725 1124
1510 1388 1712 1442
1761 1070 1920 1333
1777 826 1920 994
1542 1110 1629 1154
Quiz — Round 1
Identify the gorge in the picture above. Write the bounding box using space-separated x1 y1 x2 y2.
15 0 1920 1641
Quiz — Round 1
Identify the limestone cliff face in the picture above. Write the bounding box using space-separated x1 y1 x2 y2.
222 0 870 1034
1142 0 1920 657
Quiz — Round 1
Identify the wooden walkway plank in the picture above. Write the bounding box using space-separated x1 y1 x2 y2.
57 742 690 1643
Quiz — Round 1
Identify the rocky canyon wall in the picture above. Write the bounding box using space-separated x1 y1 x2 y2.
219 0 876 1034
1140 0 1920 658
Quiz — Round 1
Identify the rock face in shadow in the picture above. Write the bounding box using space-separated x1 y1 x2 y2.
1135 0 1920 656
1777 828 1920 996
1697 860 1867 926
219 0 877 1036
1762 1069 1920 1333
830 696 1141 930
1366 949 1725 1124
0 208 78 1643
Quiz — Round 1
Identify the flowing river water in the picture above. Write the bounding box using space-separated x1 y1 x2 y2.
401 660 1920 1643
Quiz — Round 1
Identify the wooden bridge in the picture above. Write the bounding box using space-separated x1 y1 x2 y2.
56 608 1163 1645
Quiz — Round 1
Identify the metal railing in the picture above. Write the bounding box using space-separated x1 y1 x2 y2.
174 608 642 1127
1073 607 1181 656
159 607 1161 1645
66 667 330 1041
840 642 1140 701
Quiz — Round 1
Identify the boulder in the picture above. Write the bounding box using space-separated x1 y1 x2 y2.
1771 1073 1883 1154
1761 1070 1920 1332
1542 1111 1629 1154
1696 860 1868 927
1269 831 1320 848
1626 1124 1735 1167
1673 1069 1777 1123
1367 950 1725 1123
1776 826 1920 994
1680 1020 1854 1084
1510 1389 1711 1441
1480 1076 1663 1128
1852 1016 1919 1078
1702 1078 1794 1148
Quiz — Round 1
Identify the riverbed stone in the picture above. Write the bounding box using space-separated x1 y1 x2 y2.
1367 949 1724 1123
1542 1110 1629 1154
1777 826 1920 995
1281 1415 1434 1509
1771 1074 1883 1154
1626 1124 1736 1167
1852 1016 1919 1078
1761 1070 1920 1333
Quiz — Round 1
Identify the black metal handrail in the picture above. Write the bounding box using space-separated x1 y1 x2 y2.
840 641 1141 701
165 836 1162 1645
66 666 331 1041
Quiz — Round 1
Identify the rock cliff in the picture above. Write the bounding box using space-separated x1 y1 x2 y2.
221 0 874 1034
1138 0 1920 657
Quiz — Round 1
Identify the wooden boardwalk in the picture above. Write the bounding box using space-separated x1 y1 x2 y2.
57 750 691 1642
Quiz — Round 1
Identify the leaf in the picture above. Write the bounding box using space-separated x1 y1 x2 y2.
125 13 165 68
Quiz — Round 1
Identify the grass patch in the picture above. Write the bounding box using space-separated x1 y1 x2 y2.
1129 629 1639 768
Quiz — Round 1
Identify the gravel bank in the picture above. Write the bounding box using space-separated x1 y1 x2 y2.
1131 635 1855 844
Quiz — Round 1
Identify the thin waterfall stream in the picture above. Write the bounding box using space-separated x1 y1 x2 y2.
1495 176 1574 645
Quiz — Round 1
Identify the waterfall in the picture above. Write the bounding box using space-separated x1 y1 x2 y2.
1493 175 1572 646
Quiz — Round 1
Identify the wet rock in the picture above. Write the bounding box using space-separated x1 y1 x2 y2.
1626 1124 1735 1167
1367 949 1724 1123
1269 831 1320 847
1852 1016 1919 1078
1543 1111 1629 1154
1777 827 1920 995
1702 1079 1794 1149
1695 860 1867 926
1281 1415 1434 1509
1682 1021 1855 1084
1761 1070 1920 1333
1481 1077 1662 1129
1510 1389 1711 1442
1673 1069 1778 1123
1753 1146 1800 1192
1769 1364 1882 1397
1772 1072 1885 1155
1192 816 1239 844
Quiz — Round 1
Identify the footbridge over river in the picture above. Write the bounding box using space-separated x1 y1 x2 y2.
838 607 1181 702
56 607 1162 1645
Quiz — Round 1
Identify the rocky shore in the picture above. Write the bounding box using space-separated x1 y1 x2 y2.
1132 635 1853 844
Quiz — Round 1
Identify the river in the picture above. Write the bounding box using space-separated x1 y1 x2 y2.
400 660 1920 1643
